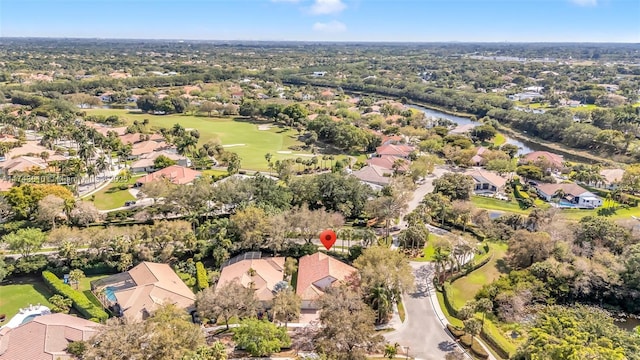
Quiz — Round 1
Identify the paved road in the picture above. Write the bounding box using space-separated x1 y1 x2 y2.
385 262 470 360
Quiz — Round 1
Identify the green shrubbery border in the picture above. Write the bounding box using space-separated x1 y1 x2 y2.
42 271 108 322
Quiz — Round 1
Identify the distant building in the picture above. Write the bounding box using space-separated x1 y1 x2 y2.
312 71 327 77
464 168 508 194
521 151 564 171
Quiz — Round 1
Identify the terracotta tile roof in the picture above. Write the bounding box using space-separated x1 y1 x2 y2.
351 165 392 186
131 151 187 169
216 257 285 302
536 183 590 197
0 313 101 360
296 253 357 302
86 122 127 136
1 156 47 174
375 144 414 158
96 262 195 322
464 168 507 189
522 151 564 168
600 169 624 185
136 165 201 185
4 142 53 159
367 155 409 172
131 140 170 156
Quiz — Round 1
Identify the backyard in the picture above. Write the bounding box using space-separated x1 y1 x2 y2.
0 274 110 325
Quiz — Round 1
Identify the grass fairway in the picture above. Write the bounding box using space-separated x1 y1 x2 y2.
85 176 138 210
85 109 310 171
492 133 506 146
447 242 508 310
415 233 441 262
0 278 54 323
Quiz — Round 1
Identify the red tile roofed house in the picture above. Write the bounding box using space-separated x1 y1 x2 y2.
3 141 54 160
0 313 101 360
216 255 285 304
471 147 488 166
296 253 357 310
130 151 191 174
136 165 201 186
375 144 414 159
0 156 48 177
380 135 404 145
85 122 127 137
535 183 602 208
599 168 625 189
91 262 195 322
351 164 392 189
367 155 409 173
521 151 564 171
130 140 170 158
119 132 163 145
464 168 508 194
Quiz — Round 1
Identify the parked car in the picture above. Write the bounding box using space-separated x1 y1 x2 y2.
124 201 136 207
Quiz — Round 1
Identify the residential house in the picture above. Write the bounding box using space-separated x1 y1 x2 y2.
380 135 404 145
599 168 625 189
86 122 127 137
521 151 564 171
296 253 357 310
0 313 101 360
465 168 508 194
471 147 488 166
91 262 195 322
0 156 48 177
375 144 414 159
119 132 164 145
135 165 201 186
351 164 393 189
231 91 244 100
99 92 113 102
367 155 409 173
216 254 285 304
449 124 476 135
535 183 602 208
130 151 191 174
3 141 54 160
130 140 171 159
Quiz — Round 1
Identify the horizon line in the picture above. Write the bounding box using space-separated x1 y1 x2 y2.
0 36 638 45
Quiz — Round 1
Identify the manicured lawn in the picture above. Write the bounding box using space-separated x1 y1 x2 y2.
447 242 508 311
492 133 506 146
436 291 463 327
85 109 311 171
414 233 441 262
84 176 139 210
471 196 531 215
0 278 54 323
559 205 640 221
201 169 228 177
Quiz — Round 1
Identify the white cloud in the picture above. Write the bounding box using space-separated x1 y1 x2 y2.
569 0 598 6
271 0 301 2
312 20 347 33
310 0 347 15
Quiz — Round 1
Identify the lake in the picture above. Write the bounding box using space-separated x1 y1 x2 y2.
409 104 535 155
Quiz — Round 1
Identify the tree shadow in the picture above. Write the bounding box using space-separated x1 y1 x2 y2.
438 340 457 352
496 259 511 274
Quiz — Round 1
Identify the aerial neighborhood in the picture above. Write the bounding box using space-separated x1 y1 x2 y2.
1 28 640 360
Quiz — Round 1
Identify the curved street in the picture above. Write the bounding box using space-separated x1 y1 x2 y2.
384 262 472 360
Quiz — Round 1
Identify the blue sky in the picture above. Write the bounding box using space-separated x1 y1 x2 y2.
0 0 638 42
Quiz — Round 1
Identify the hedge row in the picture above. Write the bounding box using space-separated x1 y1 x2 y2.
42 271 108 322
446 253 494 284
195 261 209 291
513 185 529 199
447 324 489 359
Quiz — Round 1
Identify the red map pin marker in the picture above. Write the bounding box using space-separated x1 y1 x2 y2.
320 229 337 250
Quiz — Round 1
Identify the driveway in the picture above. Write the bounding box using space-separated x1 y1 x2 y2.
384 262 472 360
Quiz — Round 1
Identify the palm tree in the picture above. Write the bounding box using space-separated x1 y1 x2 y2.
553 188 566 205
96 155 108 179
366 284 393 325
432 247 449 286
265 153 273 175
86 164 97 188
338 228 354 253
78 143 96 166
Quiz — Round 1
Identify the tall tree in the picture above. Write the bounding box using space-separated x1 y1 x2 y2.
314 286 384 360
196 282 259 329
2 227 46 258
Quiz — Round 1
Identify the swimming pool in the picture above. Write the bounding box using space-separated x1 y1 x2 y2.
104 286 117 302
558 200 576 207
20 314 39 324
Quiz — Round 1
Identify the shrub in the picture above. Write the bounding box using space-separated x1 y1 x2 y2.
470 341 489 359
195 261 209 290
447 323 465 338
42 271 108 322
